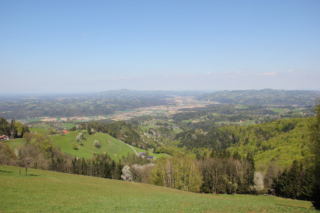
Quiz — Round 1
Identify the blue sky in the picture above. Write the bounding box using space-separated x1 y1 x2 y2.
1 0 319 93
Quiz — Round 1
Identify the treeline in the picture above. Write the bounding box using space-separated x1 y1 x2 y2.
199 150 255 194
0 118 29 138
71 155 123 180
150 156 202 192
148 149 256 194
273 160 315 200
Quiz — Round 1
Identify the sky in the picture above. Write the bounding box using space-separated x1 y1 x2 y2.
0 0 320 93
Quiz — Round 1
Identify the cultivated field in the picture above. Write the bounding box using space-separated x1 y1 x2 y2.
0 166 316 213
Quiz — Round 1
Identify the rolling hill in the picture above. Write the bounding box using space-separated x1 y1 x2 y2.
7 128 167 160
197 89 320 105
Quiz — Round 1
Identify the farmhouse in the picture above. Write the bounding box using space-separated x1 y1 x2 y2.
147 156 153 161
138 152 146 157
0 135 9 141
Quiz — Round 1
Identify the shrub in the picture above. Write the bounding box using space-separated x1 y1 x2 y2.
94 140 100 148
72 142 78 150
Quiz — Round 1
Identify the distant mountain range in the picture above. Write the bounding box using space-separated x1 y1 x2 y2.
97 89 212 98
197 89 320 106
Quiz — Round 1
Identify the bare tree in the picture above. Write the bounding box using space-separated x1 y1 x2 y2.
24 157 33 176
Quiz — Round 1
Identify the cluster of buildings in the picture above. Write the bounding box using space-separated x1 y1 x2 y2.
138 152 153 161
0 135 9 141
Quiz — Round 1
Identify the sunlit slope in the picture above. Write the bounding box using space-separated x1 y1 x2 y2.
49 131 134 160
10 128 167 160
0 166 315 213
225 117 312 167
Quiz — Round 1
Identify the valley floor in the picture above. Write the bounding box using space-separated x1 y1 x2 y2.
0 166 317 213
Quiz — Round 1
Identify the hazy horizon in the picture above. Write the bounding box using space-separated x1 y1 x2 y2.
1 88 320 96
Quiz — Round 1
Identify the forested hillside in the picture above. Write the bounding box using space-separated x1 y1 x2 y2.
175 128 234 151
197 89 320 105
224 117 312 167
174 117 313 167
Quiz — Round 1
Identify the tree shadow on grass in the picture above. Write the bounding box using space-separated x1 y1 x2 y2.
0 170 13 173
28 174 39 176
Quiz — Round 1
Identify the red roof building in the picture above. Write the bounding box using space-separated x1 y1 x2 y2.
0 135 9 141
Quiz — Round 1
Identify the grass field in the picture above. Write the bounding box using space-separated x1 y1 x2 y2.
30 128 51 135
49 131 136 160
270 108 288 114
236 105 249 109
0 165 316 213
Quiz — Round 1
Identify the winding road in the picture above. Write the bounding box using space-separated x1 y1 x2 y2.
119 140 139 157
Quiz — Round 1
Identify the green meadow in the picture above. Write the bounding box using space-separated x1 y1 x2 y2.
270 107 288 114
49 131 135 160
0 165 316 213
8 128 169 161
30 128 51 136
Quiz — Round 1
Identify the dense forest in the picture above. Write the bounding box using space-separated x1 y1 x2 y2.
224 118 312 167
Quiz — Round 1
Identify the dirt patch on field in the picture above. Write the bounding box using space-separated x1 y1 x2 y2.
69 117 89 121
41 117 57 122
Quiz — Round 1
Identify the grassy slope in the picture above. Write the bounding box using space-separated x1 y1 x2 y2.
9 128 168 160
49 131 135 160
0 165 316 213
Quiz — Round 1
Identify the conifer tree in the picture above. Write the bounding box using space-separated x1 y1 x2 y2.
277 169 289 197
104 161 111 179
87 124 92 135
81 158 87 175
301 168 314 200
287 160 300 199
246 152 255 188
